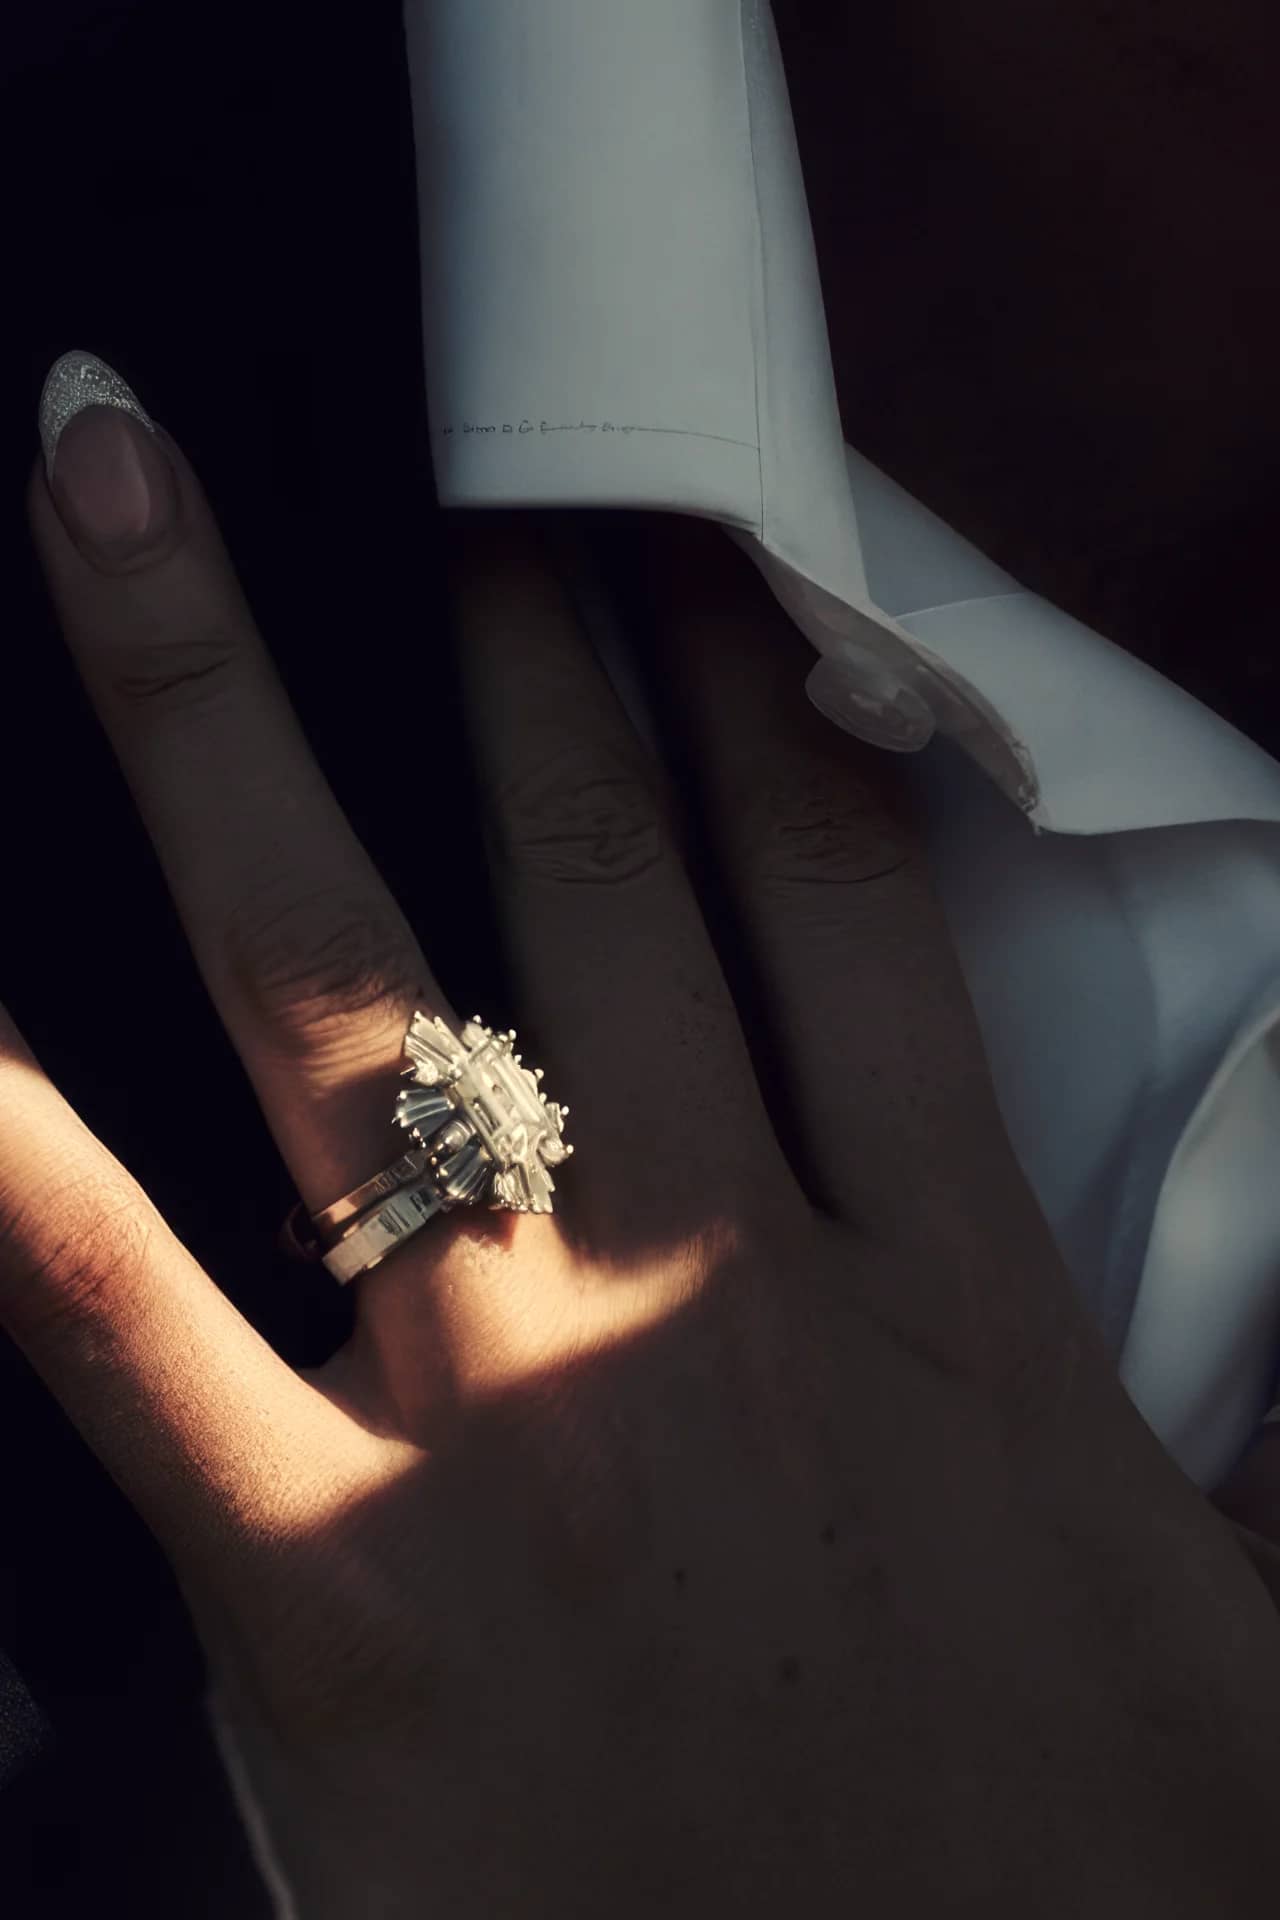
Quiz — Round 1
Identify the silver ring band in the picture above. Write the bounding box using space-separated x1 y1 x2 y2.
316 1174 453 1285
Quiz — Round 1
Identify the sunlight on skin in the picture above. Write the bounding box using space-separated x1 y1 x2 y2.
319 1207 753 1446
1 1014 757 1548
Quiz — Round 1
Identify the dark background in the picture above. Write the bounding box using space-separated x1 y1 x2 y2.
0 1 1276 1911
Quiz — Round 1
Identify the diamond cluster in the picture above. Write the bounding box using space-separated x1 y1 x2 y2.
393 1012 573 1215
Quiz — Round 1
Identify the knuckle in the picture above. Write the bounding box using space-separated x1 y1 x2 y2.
743 774 918 891
104 630 244 716
491 745 669 888
223 886 425 1044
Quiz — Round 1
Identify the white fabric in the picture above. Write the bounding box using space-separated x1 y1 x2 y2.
405 0 1280 1496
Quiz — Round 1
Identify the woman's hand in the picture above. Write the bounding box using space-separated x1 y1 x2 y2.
7 363 1280 1916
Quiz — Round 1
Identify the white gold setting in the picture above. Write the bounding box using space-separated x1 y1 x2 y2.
395 1010 573 1216
289 1010 575 1285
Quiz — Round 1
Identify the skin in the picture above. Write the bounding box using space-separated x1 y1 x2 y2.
2 392 1277 1913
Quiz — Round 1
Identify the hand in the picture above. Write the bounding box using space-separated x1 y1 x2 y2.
9 375 1280 1917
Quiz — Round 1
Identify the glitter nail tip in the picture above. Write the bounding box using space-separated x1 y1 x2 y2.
38 349 157 487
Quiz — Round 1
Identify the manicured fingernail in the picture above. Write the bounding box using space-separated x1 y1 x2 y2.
1262 1402 1280 1427
38 350 174 550
805 654 937 752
